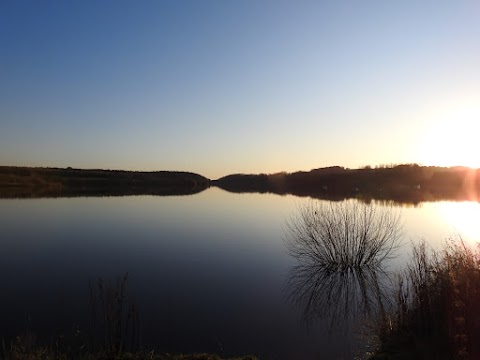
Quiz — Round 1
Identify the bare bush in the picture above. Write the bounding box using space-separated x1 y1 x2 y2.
284 200 403 329
285 200 403 270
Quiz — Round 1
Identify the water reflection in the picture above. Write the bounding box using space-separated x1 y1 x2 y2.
284 200 402 329
4 191 475 358
285 263 391 329
435 201 480 243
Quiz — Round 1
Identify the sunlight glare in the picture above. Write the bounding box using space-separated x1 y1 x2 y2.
419 106 480 169
436 201 480 245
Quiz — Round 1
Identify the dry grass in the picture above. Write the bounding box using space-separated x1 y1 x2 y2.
373 238 480 359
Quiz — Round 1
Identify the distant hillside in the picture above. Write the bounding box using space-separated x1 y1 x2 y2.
3 164 479 203
213 164 480 204
0 166 210 198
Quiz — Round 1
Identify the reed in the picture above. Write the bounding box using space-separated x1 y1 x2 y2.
374 238 480 359
89 273 140 355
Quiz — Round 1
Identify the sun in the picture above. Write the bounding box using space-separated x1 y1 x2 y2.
418 105 480 169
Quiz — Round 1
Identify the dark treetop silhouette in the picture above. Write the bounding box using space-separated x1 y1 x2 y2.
214 164 480 205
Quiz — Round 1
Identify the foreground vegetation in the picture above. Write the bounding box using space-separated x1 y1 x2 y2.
1 273 257 360
2 343 257 360
372 239 480 359
284 200 480 358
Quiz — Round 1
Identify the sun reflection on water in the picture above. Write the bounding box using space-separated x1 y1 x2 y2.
436 201 480 246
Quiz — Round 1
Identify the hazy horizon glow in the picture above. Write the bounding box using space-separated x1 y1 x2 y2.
1 1 479 179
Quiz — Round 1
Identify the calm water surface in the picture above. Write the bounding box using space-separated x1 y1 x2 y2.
1 188 479 359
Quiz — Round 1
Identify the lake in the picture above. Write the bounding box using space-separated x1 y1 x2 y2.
1 187 479 359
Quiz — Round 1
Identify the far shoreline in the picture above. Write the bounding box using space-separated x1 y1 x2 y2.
1 164 479 204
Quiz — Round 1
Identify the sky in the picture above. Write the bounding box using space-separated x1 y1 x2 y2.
1 1 479 179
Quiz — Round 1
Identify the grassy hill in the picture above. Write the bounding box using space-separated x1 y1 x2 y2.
0 166 210 198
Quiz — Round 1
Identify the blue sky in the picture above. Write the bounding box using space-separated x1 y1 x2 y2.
1 1 479 178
